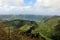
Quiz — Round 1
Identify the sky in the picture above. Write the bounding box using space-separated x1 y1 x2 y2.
0 0 60 15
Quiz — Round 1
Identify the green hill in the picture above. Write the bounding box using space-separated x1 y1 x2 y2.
0 16 60 40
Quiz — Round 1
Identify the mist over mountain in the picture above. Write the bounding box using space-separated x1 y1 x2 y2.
0 15 54 22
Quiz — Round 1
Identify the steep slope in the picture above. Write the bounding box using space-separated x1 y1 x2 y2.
32 16 60 40
0 19 45 40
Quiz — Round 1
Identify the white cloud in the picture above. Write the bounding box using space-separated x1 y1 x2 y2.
0 0 60 10
33 0 60 10
49 0 60 9
0 0 2 6
0 0 60 15
0 0 32 11
13 0 24 6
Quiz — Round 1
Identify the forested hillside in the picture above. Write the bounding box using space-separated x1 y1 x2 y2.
0 16 60 40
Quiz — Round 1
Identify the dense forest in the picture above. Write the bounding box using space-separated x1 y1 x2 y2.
0 15 60 40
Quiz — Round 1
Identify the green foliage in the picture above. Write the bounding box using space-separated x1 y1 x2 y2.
32 18 60 40
50 20 60 40
0 16 60 40
19 24 32 32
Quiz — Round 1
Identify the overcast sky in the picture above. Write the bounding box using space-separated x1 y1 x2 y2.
0 0 60 15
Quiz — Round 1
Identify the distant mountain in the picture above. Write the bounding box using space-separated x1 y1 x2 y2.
0 15 52 22
45 16 60 22
0 15 60 23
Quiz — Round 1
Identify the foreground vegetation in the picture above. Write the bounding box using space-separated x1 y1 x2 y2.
0 16 60 40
